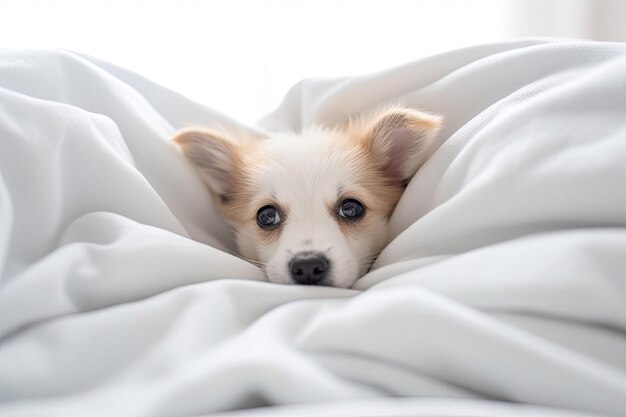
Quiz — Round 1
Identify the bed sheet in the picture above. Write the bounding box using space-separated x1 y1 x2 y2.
1 40 626 416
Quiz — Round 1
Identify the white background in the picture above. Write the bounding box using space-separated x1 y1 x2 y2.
1 0 624 123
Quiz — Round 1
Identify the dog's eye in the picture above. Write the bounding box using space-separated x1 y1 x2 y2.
339 199 364 219
257 205 281 228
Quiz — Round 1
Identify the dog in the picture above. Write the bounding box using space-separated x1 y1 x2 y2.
173 106 441 288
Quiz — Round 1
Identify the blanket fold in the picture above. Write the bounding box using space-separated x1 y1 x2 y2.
1 40 625 417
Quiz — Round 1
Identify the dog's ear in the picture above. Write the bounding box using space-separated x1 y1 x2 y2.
360 108 442 185
172 128 244 200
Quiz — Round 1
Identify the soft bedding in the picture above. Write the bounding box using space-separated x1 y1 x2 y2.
1 39 626 417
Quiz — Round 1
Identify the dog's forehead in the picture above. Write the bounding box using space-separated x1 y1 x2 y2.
255 129 360 198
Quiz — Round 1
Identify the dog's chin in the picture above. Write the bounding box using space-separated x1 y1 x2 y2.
266 265 360 288
265 273 358 288
264 259 361 288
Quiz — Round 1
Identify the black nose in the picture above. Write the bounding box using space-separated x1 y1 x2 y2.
289 252 329 285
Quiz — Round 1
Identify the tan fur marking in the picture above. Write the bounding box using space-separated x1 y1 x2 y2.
322 139 404 240
339 105 442 183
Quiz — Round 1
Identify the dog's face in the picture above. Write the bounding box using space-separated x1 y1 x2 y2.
174 107 441 288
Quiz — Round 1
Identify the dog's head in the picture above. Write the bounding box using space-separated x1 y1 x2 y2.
174 107 441 288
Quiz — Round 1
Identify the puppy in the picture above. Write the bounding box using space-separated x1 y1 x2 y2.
173 106 441 288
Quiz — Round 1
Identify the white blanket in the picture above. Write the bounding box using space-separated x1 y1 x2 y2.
1 39 626 417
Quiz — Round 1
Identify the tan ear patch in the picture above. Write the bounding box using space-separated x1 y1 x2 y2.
172 128 269 230
341 106 442 185
173 128 247 199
